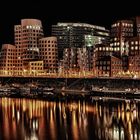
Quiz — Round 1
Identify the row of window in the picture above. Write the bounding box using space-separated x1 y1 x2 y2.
40 48 56 51
44 60 57 63
111 33 133 37
15 33 43 38
1 53 15 56
30 63 43 66
97 47 112 51
130 41 140 45
130 46 139 50
96 61 110 65
39 40 57 43
112 23 133 27
30 67 43 70
130 56 140 60
39 45 57 48
98 66 110 70
112 61 122 64
44 64 57 67
41 52 56 55
15 29 43 33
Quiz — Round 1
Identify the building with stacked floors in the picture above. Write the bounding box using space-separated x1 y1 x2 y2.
1 17 140 78
39 37 58 73
0 44 16 75
0 19 58 76
52 22 109 60
14 19 44 75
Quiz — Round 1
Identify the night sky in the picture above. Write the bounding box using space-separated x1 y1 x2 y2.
0 0 140 46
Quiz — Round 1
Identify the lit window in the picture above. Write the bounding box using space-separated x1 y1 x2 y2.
131 41 134 45
135 46 138 50
117 47 120 51
135 41 138 45
26 26 29 29
99 47 102 51
30 25 32 29
131 47 134 50
117 42 120 46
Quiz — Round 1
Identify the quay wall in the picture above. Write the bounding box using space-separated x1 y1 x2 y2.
0 76 140 90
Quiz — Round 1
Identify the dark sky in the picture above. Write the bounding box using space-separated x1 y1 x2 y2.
0 0 140 46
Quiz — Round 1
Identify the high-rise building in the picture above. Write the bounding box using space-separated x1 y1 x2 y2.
127 37 140 56
14 19 44 75
52 23 109 59
39 37 58 72
110 20 133 57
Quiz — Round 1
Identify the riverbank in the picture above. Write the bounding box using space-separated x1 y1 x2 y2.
0 76 140 90
0 76 140 100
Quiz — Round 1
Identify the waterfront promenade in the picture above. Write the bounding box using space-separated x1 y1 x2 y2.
0 75 140 86
0 75 140 92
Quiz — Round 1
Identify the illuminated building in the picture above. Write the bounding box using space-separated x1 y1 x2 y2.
39 37 58 72
95 44 122 77
63 48 77 72
96 56 122 77
129 55 140 74
28 61 44 76
77 47 94 71
127 37 140 74
128 37 140 56
52 22 109 59
14 19 44 75
110 20 133 57
95 44 112 58
0 44 16 75
63 46 94 72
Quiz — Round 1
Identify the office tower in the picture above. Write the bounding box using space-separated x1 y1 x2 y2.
52 22 109 59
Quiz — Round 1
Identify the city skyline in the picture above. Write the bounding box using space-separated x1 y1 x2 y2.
1 17 140 78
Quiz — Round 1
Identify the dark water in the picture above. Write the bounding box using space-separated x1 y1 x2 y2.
0 97 140 140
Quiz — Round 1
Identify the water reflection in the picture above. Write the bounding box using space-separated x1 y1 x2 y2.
1 98 140 140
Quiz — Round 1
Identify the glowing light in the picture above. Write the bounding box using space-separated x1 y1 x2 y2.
17 111 20 122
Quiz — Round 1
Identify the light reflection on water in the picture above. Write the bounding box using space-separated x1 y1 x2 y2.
0 98 140 140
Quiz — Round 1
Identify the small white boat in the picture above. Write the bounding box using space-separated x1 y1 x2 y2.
42 87 54 92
